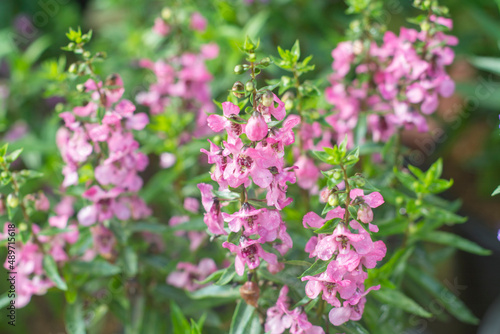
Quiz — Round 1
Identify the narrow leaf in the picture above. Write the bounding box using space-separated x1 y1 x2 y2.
43 255 67 290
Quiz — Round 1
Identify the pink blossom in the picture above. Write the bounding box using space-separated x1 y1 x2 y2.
198 183 227 235
167 258 217 291
160 152 176 168
153 17 170 36
190 12 207 31
184 197 199 213
265 285 325 334
222 238 278 276
246 112 268 141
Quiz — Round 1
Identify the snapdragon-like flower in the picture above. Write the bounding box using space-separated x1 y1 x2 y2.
326 17 457 145
137 13 217 141
265 285 325 334
57 75 151 229
167 258 217 291
302 188 386 326
199 89 297 277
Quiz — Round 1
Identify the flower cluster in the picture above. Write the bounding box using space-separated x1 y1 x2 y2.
326 16 457 145
294 116 334 193
137 12 218 139
167 258 217 292
265 285 325 334
198 92 298 276
57 75 151 235
168 198 206 252
302 189 386 326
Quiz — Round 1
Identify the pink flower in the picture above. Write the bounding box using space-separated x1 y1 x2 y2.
201 43 219 59
350 189 384 230
222 238 277 276
160 152 176 168
207 102 244 142
184 197 199 213
295 156 320 191
167 258 217 291
198 183 227 235
265 285 325 334
223 138 273 188
34 192 50 211
328 285 380 326
246 112 268 141
303 207 345 229
153 17 170 36
302 261 356 307
190 12 207 32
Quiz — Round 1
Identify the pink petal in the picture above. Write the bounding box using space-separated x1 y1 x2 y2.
221 102 240 117
207 114 227 132
328 307 351 326
364 192 384 208
303 212 325 228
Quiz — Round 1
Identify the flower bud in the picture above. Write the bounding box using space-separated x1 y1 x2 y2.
161 7 172 20
260 57 271 66
68 63 78 74
262 90 273 107
355 178 365 187
247 53 256 62
352 40 364 55
333 172 342 180
328 194 339 207
234 65 244 74
83 51 92 59
6 194 19 208
245 81 254 92
246 112 268 141
232 81 245 98
240 281 260 308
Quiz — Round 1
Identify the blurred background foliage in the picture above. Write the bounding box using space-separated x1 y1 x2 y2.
0 0 499 333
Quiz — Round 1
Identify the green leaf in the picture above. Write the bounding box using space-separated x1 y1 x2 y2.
216 265 236 286
65 298 86 334
338 320 370 334
71 260 121 276
0 292 10 309
5 149 23 163
492 185 500 196
43 255 67 290
314 218 341 234
123 247 138 277
130 222 168 234
284 260 312 267
419 231 491 255
312 150 331 164
299 259 329 278
291 40 300 61
394 168 417 192
227 230 242 245
190 319 202 334
195 268 224 285
0 144 8 157
406 267 479 324
229 301 260 334
469 56 500 76
425 158 443 182
213 189 241 200
371 289 432 318
171 301 190 334
188 285 240 300
37 227 74 237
